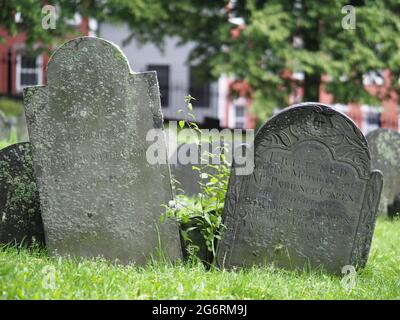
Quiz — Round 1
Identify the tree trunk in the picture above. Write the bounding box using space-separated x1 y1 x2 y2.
301 2 321 103
303 72 321 102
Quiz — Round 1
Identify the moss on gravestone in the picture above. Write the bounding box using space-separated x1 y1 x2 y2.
0 142 45 247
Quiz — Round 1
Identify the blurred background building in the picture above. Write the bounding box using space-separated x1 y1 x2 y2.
0 16 399 140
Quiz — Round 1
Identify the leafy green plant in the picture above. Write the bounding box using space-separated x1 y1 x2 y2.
162 95 230 265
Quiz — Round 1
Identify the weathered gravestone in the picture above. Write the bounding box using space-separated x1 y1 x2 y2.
23 37 181 264
0 142 45 247
217 103 383 274
366 129 400 217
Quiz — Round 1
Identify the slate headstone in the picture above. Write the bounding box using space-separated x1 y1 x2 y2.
0 142 45 247
217 103 383 274
23 37 181 264
366 128 400 217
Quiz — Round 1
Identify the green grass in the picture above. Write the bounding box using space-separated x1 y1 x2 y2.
0 218 399 300
0 131 18 150
0 98 23 117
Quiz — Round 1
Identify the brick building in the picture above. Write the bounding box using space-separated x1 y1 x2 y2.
221 70 399 134
0 16 92 98
1 16 398 135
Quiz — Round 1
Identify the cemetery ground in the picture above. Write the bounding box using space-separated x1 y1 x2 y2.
0 217 399 300
0 38 398 301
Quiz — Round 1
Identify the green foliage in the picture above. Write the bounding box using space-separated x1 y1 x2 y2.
217 0 400 120
4 1 400 122
0 0 173 49
0 218 399 299
0 98 23 117
162 96 229 264
128 1 400 121
1 0 80 49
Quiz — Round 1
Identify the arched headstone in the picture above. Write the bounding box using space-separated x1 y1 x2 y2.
367 128 400 217
23 37 181 264
0 142 45 247
217 103 383 274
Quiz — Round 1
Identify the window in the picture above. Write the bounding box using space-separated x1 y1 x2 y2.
21 56 38 85
235 121 245 129
189 66 210 108
367 113 381 126
235 105 245 117
16 53 43 92
234 104 246 129
147 65 169 107
363 71 384 86
363 109 381 135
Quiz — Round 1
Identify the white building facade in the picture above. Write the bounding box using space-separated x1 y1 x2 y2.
99 22 234 127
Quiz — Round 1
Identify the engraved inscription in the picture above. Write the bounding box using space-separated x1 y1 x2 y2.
217 103 382 274
23 37 182 265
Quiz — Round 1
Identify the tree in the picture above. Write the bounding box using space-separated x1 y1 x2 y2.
153 0 400 121
3 1 400 122
0 0 167 47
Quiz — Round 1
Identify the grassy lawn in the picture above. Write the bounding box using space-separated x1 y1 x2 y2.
0 217 399 300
